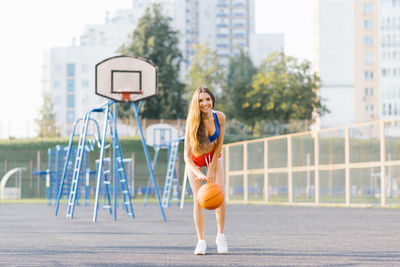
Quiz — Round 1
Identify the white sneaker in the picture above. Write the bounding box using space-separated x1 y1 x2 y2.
194 240 206 255
216 233 228 254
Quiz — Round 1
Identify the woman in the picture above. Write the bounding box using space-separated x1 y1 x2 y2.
184 87 228 255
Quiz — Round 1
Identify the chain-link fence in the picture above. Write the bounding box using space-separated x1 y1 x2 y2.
224 119 400 207
0 139 185 201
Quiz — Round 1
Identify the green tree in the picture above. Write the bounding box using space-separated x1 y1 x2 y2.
118 3 186 119
185 43 225 102
222 49 257 121
35 92 60 138
244 52 328 131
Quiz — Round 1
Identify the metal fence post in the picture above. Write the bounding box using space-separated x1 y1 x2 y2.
345 126 350 206
306 153 311 198
388 153 392 199
264 140 269 203
225 146 230 202
288 136 293 203
380 121 386 206
37 150 41 198
314 132 319 204
243 143 248 203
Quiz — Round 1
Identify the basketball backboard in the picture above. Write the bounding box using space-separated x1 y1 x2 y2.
95 55 158 102
146 124 178 148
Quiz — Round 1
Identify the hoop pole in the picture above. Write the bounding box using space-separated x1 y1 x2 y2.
93 102 111 222
112 102 118 220
144 147 160 206
130 101 166 221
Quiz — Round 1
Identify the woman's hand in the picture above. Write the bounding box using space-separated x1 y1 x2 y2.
206 165 216 183
196 171 208 181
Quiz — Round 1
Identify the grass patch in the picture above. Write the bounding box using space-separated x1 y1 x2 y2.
0 197 192 205
0 198 48 204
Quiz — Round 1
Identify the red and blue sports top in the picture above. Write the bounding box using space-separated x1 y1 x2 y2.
208 111 220 143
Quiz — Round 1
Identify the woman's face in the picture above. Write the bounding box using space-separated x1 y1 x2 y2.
198 92 213 113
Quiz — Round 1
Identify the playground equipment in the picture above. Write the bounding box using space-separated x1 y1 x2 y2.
180 158 190 209
0 167 26 199
143 124 181 207
32 143 104 206
54 103 134 222
161 137 184 208
98 55 166 220
47 145 94 206
55 55 167 222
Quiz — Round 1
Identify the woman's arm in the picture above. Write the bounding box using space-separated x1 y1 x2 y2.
184 121 208 180
206 111 226 181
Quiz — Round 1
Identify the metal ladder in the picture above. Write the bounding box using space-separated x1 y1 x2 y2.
96 157 112 214
161 140 180 208
112 121 134 218
66 114 90 218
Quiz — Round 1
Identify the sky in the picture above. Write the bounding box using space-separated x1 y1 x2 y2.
0 0 314 139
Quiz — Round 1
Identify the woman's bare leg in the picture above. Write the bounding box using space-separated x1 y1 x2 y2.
214 159 225 234
188 168 204 240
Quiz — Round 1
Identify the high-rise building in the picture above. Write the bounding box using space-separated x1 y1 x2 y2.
315 0 400 128
354 0 380 123
184 0 283 67
129 0 282 68
43 0 283 136
380 0 400 119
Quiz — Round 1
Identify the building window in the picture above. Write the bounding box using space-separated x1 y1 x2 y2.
383 104 386 115
364 53 375 63
67 95 75 108
364 88 374 97
364 20 374 29
364 71 374 79
364 36 374 46
363 3 374 14
67 111 75 123
67 63 75 77
67 79 75 92
388 103 392 115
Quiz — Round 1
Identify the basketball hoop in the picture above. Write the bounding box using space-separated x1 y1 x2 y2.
122 92 130 102
95 55 158 102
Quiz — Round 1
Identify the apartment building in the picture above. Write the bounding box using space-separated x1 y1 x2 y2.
315 0 400 128
43 0 283 136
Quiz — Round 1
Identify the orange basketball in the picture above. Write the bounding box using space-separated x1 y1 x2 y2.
197 182 224 210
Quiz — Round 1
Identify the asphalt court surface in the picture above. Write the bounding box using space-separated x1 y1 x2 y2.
1 202 400 266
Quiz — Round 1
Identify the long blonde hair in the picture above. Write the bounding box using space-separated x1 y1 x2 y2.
187 87 215 156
